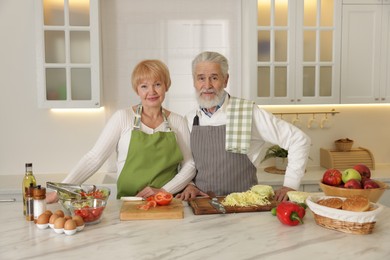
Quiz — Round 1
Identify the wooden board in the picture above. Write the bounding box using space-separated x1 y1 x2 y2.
188 196 277 215
264 166 285 175
320 147 375 170
120 198 184 220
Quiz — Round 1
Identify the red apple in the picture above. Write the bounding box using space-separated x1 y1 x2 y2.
361 177 370 186
344 179 362 189
353 164 371 179
322 168 342 186
363 179 380 189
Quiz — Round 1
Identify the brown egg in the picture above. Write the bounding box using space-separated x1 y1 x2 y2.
64 219 77 231
49 214 59 225
72 215 85 227
54 209 65 218
44 210 53 216
37 213 50 224
53 217 66 229
64 215 72 220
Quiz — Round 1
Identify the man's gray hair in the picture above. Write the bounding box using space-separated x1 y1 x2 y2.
192 51 229 79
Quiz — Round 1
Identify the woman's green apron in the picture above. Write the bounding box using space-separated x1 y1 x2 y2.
116 105 183 199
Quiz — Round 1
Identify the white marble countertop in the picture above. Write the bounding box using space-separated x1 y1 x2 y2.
1 198 390 260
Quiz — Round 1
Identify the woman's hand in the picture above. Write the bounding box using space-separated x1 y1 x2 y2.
274 186 295 202
175 184 207 201
136 186 166 199
46 191 59 204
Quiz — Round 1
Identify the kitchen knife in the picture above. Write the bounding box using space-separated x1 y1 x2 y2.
207 191 226 214
120 196 145 201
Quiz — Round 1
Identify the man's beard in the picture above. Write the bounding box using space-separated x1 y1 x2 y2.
196 88 225 109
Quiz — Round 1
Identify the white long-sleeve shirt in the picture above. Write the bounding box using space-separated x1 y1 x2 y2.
185 96 311 190
63 108 196 194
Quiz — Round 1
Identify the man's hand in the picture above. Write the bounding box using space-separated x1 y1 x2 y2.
274 186 295 202
175 184 207 201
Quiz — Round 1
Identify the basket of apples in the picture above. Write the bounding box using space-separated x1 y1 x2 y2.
320 164 388 202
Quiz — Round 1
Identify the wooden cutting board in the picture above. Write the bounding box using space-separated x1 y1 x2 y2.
189 196 278 215
120 198 184 220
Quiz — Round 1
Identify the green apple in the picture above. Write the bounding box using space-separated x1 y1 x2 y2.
342 168 362 183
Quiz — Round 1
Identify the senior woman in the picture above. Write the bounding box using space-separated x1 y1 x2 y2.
46 59 196 202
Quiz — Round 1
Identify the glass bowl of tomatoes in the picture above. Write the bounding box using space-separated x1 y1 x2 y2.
69 198 107 225
56 184 110 216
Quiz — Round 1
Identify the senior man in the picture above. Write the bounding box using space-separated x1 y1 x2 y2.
176 51 311 202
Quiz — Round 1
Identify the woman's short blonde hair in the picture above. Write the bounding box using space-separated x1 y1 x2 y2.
131 60 171 92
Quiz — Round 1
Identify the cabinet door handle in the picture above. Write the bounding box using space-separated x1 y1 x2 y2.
381 98 385 101
375 98 379 101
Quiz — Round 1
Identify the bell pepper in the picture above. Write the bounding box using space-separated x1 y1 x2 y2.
275 201 306 226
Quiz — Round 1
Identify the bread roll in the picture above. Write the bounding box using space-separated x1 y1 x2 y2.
342 195 370 212
317 198 343 209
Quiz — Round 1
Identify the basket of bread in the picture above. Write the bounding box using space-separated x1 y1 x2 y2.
306 195 384 234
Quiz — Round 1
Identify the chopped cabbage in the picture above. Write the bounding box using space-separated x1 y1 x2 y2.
250 185 274 197
222 185 274 207
287 191 310 204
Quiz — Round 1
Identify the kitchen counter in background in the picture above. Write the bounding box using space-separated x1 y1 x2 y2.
1 199 390 259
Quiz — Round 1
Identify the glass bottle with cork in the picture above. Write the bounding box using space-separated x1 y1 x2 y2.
22 163 36 216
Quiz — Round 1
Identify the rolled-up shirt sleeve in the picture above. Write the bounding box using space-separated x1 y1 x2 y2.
251 106 311 190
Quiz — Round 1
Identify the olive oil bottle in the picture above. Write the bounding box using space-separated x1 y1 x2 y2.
22 163 36 216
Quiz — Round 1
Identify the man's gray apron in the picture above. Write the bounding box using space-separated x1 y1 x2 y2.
191 116 258 195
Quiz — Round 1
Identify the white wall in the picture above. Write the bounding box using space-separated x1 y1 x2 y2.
0 0 390 179
263 104 390 167
0 0 107 176
100 0 242 115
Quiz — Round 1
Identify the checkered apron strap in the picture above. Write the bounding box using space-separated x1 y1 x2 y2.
225 97 254 154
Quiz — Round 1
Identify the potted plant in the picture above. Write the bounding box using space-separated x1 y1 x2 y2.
261 145 288 171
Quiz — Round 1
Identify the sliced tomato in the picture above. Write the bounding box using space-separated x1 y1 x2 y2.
154 192 173 206
146 196 155 202
137 204 150 211
147 200 157 208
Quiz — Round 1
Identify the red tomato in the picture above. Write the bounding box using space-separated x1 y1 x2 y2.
91 208 101 217
146 196 155 202
137 204 150 210
92 191 104 199
147 200 157 208
74 206 104 222
79 208 90 218
154 192 173 206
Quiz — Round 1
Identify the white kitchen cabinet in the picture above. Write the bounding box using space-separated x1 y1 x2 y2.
341 1 390 103
34 0 102 108
243 0 342 105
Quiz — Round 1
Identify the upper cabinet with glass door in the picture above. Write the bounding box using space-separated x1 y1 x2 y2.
254 0 341 105
35 0 101 108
